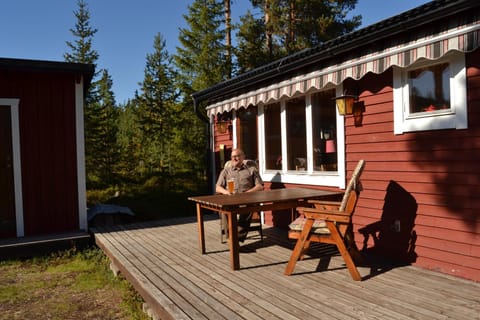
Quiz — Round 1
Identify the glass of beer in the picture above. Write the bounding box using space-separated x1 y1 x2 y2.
227 178 235 194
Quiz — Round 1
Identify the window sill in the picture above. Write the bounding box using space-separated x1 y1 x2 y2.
262 171 342 187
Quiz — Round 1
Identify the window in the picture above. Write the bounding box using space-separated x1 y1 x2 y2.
393 52 467 134
258 88 345 187
312 90 337 172
264 103 282 170
236 106 258 161
408 63 450 113
286 98 307 171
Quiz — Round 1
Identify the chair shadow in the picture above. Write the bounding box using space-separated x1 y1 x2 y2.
358 180 418 278
287 245 410 278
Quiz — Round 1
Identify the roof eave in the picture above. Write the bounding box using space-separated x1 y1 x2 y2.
0 57 95 88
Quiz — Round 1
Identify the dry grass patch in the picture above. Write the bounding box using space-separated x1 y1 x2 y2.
0 247 149 320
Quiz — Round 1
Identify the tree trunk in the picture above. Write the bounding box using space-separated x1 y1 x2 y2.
225 0 232 78
265 0 273 58
288 0 296 53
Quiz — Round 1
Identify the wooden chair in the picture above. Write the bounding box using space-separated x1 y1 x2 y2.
220 159 263 243
284 160 365 280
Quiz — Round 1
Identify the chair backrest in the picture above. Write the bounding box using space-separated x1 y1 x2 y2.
339 160 365 211
224 159 258 169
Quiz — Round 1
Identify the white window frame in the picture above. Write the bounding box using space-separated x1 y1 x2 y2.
257 88 346 188
393 51 467 134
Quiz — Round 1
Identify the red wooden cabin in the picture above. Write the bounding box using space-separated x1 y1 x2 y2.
193 0 480 281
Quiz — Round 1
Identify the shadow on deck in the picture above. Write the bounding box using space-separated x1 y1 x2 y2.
92 214 480 320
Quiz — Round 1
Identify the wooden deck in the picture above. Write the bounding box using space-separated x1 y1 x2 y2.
92 215 480 320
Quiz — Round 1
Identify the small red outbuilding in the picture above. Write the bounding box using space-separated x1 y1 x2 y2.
0 58 94 239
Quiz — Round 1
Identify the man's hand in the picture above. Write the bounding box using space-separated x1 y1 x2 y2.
216 185 232 195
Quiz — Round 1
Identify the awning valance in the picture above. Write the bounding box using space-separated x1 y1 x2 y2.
207 17 480 117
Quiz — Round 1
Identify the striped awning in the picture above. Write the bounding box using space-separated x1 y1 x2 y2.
206 16 480 117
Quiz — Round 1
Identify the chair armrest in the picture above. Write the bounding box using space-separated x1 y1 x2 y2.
297 205 345 215
307 199 341 210
300 207 351 223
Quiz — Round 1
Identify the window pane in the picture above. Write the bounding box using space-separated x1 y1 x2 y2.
409 63 450 113
312 90 337 171
264 103 282 170
237 106 258 161
286 98 307 171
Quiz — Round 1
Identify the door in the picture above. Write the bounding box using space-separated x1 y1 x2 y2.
0 105 16 237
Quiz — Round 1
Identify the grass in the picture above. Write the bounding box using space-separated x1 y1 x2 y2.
0 246 150 320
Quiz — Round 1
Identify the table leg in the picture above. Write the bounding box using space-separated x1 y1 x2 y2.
196 203 205 254
228 211 240 270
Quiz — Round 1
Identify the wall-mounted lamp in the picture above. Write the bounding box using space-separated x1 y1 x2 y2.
332 94 357 116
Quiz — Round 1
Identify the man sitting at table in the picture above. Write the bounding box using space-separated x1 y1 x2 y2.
216 148 264 242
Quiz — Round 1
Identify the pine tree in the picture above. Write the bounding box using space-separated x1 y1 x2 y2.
287 0 361 51
235 10 269 72
236 0 361 71
224 0 233 78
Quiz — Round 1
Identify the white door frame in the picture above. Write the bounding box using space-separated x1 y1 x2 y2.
1 99 24 237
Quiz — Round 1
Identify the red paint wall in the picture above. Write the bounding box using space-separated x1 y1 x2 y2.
0 69 79 236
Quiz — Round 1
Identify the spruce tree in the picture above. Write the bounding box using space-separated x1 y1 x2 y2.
175 0 228 94
116 99 143 182
64 0 99 66
174 0 228 181
137 33 179 180
64 0 100 112
64 0 103 187
96 69 120 185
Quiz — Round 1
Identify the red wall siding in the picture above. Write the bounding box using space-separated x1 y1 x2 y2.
0 69 79 236
345 50 480 281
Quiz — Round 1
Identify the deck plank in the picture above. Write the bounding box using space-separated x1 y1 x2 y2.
92 215 480 320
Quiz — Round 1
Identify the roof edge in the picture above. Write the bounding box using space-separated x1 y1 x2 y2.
0 57 95 86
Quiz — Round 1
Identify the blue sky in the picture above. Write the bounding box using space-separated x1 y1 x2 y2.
0 0 430 104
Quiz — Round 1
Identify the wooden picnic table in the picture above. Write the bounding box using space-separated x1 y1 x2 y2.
188 187 343 271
